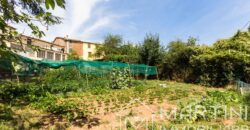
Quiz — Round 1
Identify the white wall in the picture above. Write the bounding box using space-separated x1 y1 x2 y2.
82 43 98 60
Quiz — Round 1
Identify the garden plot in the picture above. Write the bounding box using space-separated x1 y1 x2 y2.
0 80 249 130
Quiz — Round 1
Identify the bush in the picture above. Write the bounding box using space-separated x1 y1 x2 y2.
160 31 250 86
39 67 113 93
40 67 81 82
191 51 248 87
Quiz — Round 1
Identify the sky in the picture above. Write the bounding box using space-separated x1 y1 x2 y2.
13 0 250 45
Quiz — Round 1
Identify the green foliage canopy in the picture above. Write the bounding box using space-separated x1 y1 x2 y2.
139 33 164 66
191 31 250 86
95 34 139 63
161 32 250 86
161 37 198 81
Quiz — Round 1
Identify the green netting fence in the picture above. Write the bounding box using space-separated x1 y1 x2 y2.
0 51 157 77
235 80 250 95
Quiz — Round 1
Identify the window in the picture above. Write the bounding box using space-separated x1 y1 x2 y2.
61 48 65 53
55 53 61 61
88 52 92 57
62 55 65 61
11 43 22 50
88 43 91 48
47 51 54 60
27 38 32 45
37 50 45 58
50 45 53 50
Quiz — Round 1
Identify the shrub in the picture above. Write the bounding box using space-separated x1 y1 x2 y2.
40 67 81 82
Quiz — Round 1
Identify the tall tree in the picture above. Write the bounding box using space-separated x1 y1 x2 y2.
187 36 197 46
95 34 122 59
139 33 163 66
119 42 139 63
95 35 140 63
161 38 198 81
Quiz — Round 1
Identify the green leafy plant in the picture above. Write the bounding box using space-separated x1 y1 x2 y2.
110 68 132 89
173 90 242 124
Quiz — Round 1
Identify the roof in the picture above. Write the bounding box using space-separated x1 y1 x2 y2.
6 25 16 30
21 35 65 48
53 37 101 45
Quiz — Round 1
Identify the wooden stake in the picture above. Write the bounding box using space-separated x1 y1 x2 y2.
156 67 159 80
16 74 20 86
86 72 89 88
144 66 148 80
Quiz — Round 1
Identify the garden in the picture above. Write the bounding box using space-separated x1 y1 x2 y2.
0 67 249 130
1 27 250 130
1 1 250 129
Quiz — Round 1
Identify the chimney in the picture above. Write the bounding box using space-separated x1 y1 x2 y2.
65 35 70 53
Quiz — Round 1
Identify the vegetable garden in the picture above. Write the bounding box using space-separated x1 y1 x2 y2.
0 66 249 129
0 15 249 130
1 0 250 129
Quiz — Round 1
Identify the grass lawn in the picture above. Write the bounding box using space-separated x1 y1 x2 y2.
0 80 249 130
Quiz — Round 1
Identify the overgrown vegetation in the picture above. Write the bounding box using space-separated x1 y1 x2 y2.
0 71 249 129
0 1 250 129
173 90 243 124
95 30 250 87
161 32 250 86
0 68 136 122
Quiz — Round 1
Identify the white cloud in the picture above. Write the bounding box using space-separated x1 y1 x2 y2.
68 0 102 36
80 16 112 40
11 0 128 42
80 13 129 41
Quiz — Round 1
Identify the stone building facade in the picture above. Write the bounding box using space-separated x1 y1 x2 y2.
53 37 100 60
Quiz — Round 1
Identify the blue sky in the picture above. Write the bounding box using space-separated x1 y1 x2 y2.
14 0 250 45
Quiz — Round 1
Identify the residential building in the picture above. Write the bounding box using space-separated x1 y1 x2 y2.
1 26 101 61
53 37 101 60
1 26 68 61
4 35 68 61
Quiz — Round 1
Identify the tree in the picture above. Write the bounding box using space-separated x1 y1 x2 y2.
190 31 250 86
95 34 122 60
139 33 163 66
214 31 250 53
94 34 140 63
0 0 65 55
68 50 80 60
187 36 197 46
118 42 139 63
160 38 198 81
